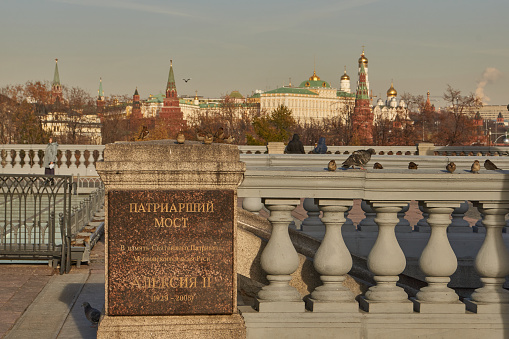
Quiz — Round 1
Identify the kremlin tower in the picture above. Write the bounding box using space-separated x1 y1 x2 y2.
357 48 369 94
96 78 105 112
131 88 142 120
51 59 63 104
159 60 186 134
352 62 373 144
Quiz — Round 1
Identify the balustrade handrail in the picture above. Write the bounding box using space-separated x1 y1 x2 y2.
238 166 509 201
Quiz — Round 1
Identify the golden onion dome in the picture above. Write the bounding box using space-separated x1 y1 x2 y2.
309 70 321 81
358 50 368 65
341 67 350 80
387 82 397 97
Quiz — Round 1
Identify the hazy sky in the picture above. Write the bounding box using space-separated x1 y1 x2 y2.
1 0 508 108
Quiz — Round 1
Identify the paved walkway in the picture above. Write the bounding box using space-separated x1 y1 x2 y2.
1 219 105 339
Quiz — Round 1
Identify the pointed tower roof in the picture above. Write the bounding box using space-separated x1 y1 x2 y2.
98 78 104 98
53 59 60 86
166 59 176 91
134 87 139 96
356 62 369 100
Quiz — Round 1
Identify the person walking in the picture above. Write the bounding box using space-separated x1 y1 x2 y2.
43 137 58 185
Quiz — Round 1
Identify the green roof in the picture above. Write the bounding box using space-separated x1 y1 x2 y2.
337 91 356 98
166 60 176 91
298 79 331 88
146 93 165 103
250 93 261 98
264 87 318 95
229 90 244 99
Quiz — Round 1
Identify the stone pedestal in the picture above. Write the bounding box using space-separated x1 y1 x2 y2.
417 142 435 156
96 140 246 338
267 142 286 154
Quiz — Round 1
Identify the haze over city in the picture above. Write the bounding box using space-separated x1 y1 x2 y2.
1 0 507 107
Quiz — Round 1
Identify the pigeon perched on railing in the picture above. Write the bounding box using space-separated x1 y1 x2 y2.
82 302 101 327
484 159 501 170
342 149 376 170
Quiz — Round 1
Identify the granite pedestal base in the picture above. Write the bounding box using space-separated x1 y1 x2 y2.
97 313 246 339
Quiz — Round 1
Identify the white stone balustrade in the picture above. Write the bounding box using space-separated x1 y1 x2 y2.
238 166 509 317
0 144 104 177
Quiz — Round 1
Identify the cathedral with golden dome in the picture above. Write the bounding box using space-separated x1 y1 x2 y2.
372 81 409 122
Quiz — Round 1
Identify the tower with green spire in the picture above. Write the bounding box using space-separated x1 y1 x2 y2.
51 58 63 104
160 60 186 134
97 78 105 112
352 62 373 144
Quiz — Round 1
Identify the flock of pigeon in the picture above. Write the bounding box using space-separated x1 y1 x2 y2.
327 149 503 173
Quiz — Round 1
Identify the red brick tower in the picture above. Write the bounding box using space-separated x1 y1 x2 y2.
159 60 186 134
352 62 373 144
131 87 142 120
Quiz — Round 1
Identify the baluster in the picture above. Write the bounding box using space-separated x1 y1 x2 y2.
255 198 304 312
360 201 413 313
14 150 21 168
242 197 264 215
448 201 471 233
395 203 411 232
415 202 430 232
306 199 357 312
357 200 377 232
301 198 325 239
32 150 40 169
5 150 13 169
69 150 78 169
466 202 509 313
413 201 465 313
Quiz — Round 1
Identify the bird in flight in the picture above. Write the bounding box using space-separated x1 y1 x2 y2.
183 78 191 82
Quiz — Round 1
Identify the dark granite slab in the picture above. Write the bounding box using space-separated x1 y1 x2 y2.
107 190 234 316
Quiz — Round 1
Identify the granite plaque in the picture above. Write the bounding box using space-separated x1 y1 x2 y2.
107 190 234 316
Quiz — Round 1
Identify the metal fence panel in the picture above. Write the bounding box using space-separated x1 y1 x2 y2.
0 174 72 273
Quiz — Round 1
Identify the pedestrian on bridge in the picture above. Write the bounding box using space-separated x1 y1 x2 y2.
43 137 58 185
